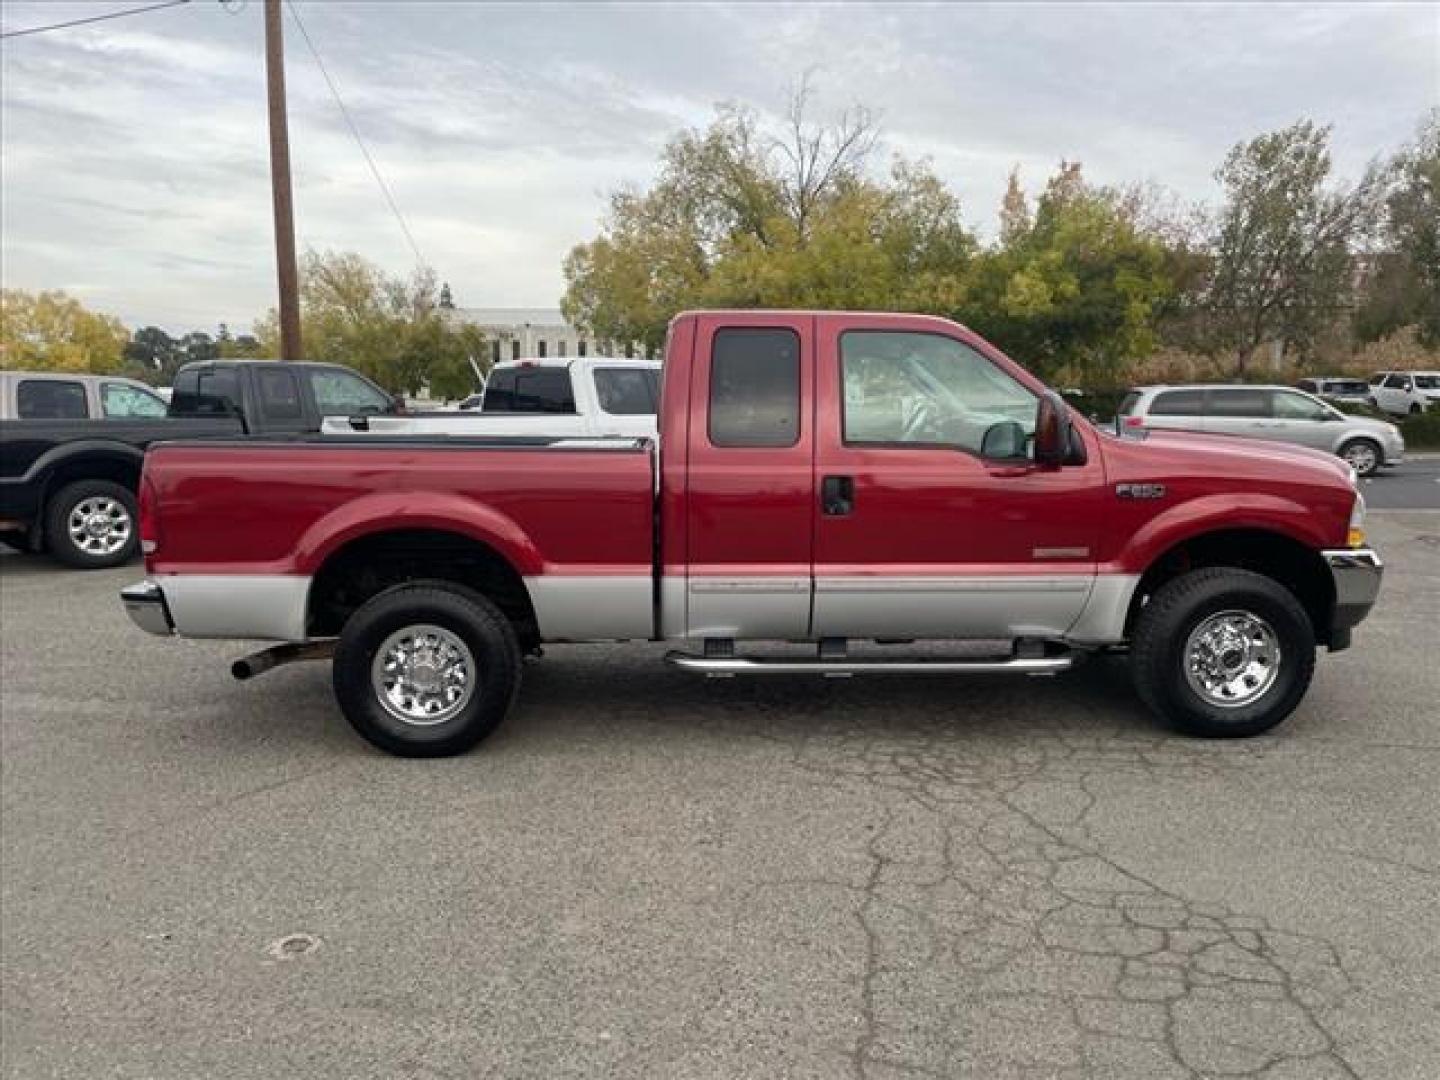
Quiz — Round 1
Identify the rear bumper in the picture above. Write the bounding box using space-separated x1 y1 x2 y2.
1321 548 1382 651
120 580 173 636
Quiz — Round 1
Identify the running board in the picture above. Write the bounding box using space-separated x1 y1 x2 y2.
664 651 1074 677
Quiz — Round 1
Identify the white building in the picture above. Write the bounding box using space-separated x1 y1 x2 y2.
444 307 646 365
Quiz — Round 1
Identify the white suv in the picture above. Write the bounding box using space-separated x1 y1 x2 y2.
1368 371 1440 416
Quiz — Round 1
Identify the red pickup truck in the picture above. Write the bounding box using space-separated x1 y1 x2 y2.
121 311 1381 757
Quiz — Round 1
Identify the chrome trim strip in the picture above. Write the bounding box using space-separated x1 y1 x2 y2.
689 578 810 594
814 576 1089 594
665 653 1074 675
160 574 311 641
525 575 652 640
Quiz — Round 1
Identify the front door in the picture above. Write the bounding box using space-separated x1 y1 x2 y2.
684 313 815 639
811 317 1105 640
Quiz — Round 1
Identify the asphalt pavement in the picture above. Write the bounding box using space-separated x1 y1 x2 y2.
1364 454 1440 510
2 512 1438 1079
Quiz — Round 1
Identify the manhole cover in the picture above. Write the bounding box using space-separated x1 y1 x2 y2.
265 933 321 961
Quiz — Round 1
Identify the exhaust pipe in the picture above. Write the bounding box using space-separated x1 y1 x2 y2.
231 641 336 681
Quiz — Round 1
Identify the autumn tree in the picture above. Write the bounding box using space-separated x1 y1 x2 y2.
0 289 129 373
961 164 1181 384
562 85 974 351
255 250 487 399
1204 120 1384 374
1355 110 1440 346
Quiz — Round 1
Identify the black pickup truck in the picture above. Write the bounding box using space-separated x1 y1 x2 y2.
0 361 399 567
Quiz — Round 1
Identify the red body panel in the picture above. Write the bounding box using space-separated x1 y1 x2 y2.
143 443 655 577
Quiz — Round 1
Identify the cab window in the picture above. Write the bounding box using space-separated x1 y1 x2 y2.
101 382 167 418
309 369 392 415
594 367 659 415
709 328 800 447
839 331 1035 456
483 368 576 414
17 379 88 419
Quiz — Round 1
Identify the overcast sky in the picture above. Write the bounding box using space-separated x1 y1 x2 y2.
2 1 1436 333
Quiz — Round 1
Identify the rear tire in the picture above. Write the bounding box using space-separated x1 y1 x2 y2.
1338 437 1381 477
44 480 139 568
332 582 521 757
1130 568 1315 739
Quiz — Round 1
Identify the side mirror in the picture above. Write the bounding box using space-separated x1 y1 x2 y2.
1034 390 1075 467
981 420 1028 460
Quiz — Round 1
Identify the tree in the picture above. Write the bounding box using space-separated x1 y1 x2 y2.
123 325 181 376
1355 111 1440 346
562 86 975 351
961 163 1181 384
0 289 128 373
255 250 487 399
1204 120 1384 374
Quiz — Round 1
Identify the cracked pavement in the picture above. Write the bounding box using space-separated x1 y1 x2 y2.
2 512 1437 1078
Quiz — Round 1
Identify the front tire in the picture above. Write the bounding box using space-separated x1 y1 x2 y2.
1130 568 1315 738
1338 437 1381 477
332 583 521 757
44 480 139 568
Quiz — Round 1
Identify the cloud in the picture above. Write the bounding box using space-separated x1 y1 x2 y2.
1 0 1434 331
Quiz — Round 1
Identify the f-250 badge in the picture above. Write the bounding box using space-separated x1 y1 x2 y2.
1116 482 1166 499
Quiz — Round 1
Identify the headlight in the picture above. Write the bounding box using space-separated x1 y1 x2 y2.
1348 492 1366 548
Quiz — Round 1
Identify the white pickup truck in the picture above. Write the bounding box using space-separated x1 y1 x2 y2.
323 357 660 438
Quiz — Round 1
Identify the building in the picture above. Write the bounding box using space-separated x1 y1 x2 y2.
444 307 645 365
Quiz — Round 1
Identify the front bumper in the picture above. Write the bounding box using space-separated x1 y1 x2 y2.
1321 548 1382 650
121 580 174 636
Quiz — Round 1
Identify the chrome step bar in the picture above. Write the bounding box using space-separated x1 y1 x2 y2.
665 651 1074 677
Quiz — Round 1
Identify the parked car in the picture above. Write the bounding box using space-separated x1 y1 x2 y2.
122 311 1380 757
1295 377 1372 405
0 361 398 567
1116 384 1404 477
1367 370 1440 416
323 358 661 438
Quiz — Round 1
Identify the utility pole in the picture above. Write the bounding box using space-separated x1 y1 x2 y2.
264 0 302 360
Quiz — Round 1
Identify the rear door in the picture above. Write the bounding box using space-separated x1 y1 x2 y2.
683 313 814 639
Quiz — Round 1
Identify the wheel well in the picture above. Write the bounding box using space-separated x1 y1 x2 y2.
42 455 141 504
307 529 539 648
1125 529 1336 644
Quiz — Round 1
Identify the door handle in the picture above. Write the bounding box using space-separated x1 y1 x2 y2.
821 475 854 516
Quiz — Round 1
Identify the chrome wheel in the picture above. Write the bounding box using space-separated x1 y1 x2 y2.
370 624 476 726
1183 610 1281 709
66 496 132 557
1341 441 1378 476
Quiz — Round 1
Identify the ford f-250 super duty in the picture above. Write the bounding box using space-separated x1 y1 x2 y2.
121 311 1382 757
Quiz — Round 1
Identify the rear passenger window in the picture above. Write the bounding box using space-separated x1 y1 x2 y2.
709 328 800 447
195 369 241 415
483 368 576 413
256 367 303 420
17 380 88 419
594 368 659 415
1149 389 1205 416
1210 388 1269 417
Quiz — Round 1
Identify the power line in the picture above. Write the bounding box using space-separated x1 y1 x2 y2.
283 0 428 270
1 0 190 40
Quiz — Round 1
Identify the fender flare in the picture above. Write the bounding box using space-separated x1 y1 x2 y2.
292 491 544 578
1116 492 1331 575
